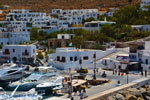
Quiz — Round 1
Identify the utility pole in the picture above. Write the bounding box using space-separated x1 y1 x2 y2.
79 56 82 75
93 52 96 80
126 64 129 84
69 68 72 99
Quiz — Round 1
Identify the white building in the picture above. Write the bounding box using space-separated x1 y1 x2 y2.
129 41 150 71
51 9 98 25
57 34 75 39
48 47 116 70
105 8 119 17
1 45 36 63
100 58 127 70
140 0 150 10
84 19 116 32
0 21 31 45
6 9 47 22
131 25 150 32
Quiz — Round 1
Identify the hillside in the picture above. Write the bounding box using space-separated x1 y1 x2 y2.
0 0 141 12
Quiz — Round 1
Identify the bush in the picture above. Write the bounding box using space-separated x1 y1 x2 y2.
37 51 44 59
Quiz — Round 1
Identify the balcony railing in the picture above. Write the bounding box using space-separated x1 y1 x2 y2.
3 52 10 55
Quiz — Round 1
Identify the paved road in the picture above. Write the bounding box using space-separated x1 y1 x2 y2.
58 69 145 100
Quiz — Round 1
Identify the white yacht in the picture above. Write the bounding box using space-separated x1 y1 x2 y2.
5 67 59 91
0 66 27 83
36 76 64 96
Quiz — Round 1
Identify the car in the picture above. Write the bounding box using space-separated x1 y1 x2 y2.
76 68 88 73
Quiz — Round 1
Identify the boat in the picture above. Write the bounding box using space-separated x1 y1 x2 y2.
5 67 59 91
0 65 30 87
0 63 17 69
0 86 43 100
36 76 64 96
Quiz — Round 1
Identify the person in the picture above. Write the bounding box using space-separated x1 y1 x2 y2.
96 68 98 73
71 97 74 100
118 80 120 84
141 71 143 76
73 87 77 96
83 88 87 98
145 70 147 77
78 88 81 96
115 69 117 75
68 90 70 98
113 70 114 75
80 91 83 99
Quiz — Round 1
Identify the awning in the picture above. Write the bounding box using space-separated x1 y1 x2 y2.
72 79 87 87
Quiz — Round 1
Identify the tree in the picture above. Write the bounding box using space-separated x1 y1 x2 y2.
38 30 47 41
113 4 145 25
30 27 39 40
71 36 86 48
83 17 95 23
92 44 106 50
37 51 44 59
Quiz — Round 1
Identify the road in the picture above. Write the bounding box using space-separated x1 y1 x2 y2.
58 68 144 100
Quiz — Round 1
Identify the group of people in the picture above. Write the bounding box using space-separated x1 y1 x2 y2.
73 87 87 99
113 69 122 76
141 70 148 77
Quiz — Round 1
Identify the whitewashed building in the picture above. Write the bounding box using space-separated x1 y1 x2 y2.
131 25 150 32
1 45 36 63
57 34 75 39
84 19 116 32
129 41 150 71
6 9 47 22
140 0 150 10
51 9 98 25
48 47 116 70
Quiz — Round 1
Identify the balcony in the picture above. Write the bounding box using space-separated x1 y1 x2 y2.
3 52 10 56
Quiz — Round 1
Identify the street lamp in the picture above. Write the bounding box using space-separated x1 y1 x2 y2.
93 52 96 80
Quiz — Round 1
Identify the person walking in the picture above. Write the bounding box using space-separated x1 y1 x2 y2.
80 90 83 99
71 97 74 100
118 80 120 84
141 71 143 76
78 88 81 96
115 69 117 75
113 70 114 75
145 70 147 77
83 88 87 98
73 87 77 96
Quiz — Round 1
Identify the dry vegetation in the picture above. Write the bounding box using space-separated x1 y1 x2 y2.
0 0 141 12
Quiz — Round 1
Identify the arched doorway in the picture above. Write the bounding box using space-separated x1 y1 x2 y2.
12 57 17 63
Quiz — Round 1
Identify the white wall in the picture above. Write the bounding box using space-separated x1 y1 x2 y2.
48 47 116 70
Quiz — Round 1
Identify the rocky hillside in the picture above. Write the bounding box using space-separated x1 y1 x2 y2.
0 0 141 12
105 86 150 100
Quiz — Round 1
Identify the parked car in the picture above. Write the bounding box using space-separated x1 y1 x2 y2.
76 68 88 73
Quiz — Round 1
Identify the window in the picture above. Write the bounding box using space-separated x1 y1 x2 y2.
146 59 148 64
57 56 60 61
74 56 77 61
62 35 64 39
62 57 66 62
50 42 53 47
13 49 15 52
70 57 73 61
83 56 88 60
